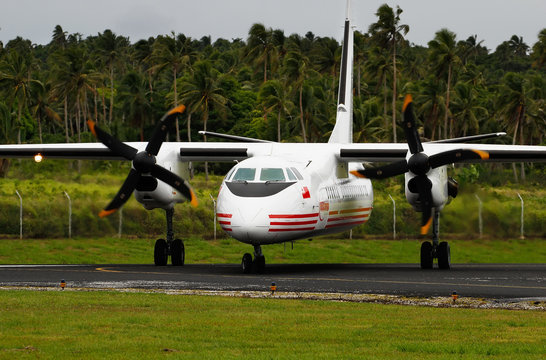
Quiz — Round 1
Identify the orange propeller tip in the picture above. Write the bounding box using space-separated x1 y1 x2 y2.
350 170 366 178
190 191 198 207
420 216 433 235
87 120 97 137
472 149 489 160
99 209 117 218
168 105 186 116
403 94 413 112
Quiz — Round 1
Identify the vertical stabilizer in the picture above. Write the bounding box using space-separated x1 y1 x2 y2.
328 0 354 144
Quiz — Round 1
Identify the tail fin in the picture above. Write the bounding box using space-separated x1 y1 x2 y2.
328 0 354 144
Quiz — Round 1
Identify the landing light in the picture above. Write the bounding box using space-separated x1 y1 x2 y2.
34 153 43 163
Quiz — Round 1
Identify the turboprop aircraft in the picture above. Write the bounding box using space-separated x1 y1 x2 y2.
1 2 545 272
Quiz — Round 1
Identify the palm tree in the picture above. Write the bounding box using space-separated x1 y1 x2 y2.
414 75 445 140
531 28 546 69
364 46 392 131
180 60 227 179
118 71 152 141
451 82 488 137
312 37 340 99
95 29 130 126
0 51 38 143
29 81 61 142
428 28 462 139
283 50 314 142
258 79 293 141
246 23 277 83
152 33 197 141
368 4 409 143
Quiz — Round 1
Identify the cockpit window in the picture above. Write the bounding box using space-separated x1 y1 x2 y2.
290 167 304 180
286 168 297 181
260 168 285 181
232 168 256 181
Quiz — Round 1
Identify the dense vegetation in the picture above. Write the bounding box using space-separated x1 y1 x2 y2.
0 5 544 162
0 4 544 239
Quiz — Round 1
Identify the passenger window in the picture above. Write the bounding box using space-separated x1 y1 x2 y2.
286 168 297 181
290 167 304 180
232 168 256 181
260 168 285 181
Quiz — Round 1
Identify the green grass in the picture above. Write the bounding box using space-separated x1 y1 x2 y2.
0 236 544 265
0 290 544 359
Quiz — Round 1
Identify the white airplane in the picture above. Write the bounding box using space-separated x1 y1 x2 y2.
1 2 545 272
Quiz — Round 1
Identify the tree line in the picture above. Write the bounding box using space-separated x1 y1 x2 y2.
0 4 544 175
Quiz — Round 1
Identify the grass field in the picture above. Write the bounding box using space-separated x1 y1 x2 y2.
0 290 544 359
0 236 545 265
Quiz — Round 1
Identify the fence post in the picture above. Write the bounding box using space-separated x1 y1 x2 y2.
118 207 123 238
63 191 72 239
388 194 396 240
15 190 22 239
517 193 524 239
474 194 483 238
210 194 216 241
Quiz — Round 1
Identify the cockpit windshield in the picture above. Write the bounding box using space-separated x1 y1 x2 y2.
232 168 256 181
260 168 285 181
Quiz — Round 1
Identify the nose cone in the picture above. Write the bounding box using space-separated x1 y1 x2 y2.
229 205 269 242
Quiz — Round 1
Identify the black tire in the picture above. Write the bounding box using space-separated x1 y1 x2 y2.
254 255 266 274
242 253 253 274
420 241 433 269
154 239 168 266
171 239 185 266
437 241 451 270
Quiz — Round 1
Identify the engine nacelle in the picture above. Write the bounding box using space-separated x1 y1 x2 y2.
405 166 449 213
134 158 190 210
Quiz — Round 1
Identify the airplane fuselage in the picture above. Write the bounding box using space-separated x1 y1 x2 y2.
216 152 373 245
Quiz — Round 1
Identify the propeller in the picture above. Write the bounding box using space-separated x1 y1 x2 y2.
351 94 489 234
87 105 198 218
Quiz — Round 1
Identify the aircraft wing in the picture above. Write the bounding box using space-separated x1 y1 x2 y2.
338 143 546 163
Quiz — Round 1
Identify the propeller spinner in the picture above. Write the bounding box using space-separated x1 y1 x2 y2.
351 94 489 234
88 105 198 218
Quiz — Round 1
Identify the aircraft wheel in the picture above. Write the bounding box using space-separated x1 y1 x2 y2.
154 239 168 266
254 255 265 274
242 253 253 274
437 241 451 270
171 239 185 266
420 241 433 269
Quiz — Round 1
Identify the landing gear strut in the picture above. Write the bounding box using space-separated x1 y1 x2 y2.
154 208 185 266
420 210 450 269
241 244 266 274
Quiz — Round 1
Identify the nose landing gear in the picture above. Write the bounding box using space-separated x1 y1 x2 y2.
241 244 266 274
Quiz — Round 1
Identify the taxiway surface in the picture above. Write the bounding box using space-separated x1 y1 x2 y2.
0 263 545 300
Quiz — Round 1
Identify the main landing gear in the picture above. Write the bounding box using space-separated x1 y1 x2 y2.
420 210 451 270
154 208 185 266
242 244 266 274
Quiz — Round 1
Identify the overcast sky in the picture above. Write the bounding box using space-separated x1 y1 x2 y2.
1 0 545 51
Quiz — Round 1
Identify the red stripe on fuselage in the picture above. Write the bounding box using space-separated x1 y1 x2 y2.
269 227 316 232
270 220 318 226
217 213 233 218
269 213 319 219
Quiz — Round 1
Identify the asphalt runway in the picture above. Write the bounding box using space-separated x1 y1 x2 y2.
0 263 545 300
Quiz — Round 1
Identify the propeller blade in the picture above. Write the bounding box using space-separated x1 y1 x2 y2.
88 120 138 160
402 94 424 154
99 168 140 217
149 164 198 207
428 149 489 169
413 176 433 235
146 105 186 156
350 159 408 179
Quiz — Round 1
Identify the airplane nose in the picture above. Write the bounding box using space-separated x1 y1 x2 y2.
230 206 269 241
